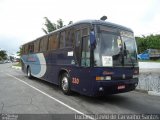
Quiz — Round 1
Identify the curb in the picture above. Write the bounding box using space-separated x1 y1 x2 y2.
148 91 160 97
12 66 22 70
135 89 160 97
135 89 148 94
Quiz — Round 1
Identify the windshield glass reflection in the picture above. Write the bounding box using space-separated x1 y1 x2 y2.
94 25 138 67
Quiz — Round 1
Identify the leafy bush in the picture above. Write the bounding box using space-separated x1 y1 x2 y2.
135 34 160 53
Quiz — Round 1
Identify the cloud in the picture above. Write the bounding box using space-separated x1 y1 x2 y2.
0 0 160 52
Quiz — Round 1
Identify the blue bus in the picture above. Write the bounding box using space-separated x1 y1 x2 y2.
21 20 139 96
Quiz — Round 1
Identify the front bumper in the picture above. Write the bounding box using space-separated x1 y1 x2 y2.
92 78 138 96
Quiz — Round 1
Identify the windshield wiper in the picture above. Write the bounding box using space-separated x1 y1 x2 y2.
119 46 124 66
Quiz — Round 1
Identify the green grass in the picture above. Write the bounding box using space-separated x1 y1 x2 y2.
13 62 22 67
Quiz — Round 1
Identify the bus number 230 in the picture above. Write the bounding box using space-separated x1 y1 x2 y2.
72 78 80 84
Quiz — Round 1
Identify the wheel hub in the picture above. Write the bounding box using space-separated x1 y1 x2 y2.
62 77 68 91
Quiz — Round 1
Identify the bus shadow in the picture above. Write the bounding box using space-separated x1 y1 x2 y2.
26 76 127 103
76 93 160 114
79 94 127 104
25 76 61 92
23 77 160 114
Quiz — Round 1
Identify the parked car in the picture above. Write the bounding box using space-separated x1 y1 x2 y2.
4 60 11 63
137 49 160 60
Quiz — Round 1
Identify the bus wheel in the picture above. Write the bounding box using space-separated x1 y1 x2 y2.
27 67 32 79
61 73 71 95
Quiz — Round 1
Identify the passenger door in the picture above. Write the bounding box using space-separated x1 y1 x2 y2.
81 36 90 67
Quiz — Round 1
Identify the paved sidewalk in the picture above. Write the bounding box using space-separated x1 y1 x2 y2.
12 66 21 70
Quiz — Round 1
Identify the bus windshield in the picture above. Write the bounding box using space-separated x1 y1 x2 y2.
94 25 138 67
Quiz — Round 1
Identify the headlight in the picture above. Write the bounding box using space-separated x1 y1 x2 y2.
96 76 111 80
133 75 139 78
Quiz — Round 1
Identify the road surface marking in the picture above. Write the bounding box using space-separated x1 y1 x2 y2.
6 73 95 120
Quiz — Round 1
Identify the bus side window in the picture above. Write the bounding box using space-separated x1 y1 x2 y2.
82 28 88 36
65 30 69 47
76 30 81 47
25 45 28 54
75 30 81 65
81 36 90 67
48 33 58 50
66 29 74 47
40 37 48 52
22 46 25 55
28 43 34 54
70 28 75 47
60 31 65 48
34 40 40 53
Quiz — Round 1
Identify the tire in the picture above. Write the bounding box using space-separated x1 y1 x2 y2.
27 67 32 79
60 73 71 95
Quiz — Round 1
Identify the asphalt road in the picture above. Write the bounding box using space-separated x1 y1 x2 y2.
0 63 160 120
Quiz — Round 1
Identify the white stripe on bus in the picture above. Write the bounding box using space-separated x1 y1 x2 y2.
32 53 47 78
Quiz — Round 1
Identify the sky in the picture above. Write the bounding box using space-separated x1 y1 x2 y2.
0 0 160 54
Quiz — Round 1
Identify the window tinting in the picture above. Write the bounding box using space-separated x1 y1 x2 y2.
75 30 81 47
34 40 40 52
82 28 88 36
25 45 28 54
28 43 34 53
66 29 74 47
60 31 65 48
48 33 59 50
40 37 48 52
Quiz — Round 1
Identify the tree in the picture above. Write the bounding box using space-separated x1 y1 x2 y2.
135 34 160 53
17 47 22 56
0 50 7 60
42 17 57 34
56 19 64 29
0 56 3 61
68 21 73 25
42 17 73 34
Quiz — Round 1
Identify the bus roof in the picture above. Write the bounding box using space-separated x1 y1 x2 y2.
73 20 133 32
49 19 133 34
23 20 133 45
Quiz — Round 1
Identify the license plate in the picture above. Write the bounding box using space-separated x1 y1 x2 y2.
117 85 125 90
